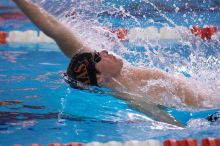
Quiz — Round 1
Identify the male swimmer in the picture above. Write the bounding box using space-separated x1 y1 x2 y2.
13 0 218 126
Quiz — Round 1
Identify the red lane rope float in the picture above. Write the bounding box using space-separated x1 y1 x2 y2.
48 143 82 146
202 138 220 146
0 12 27 20
66 143 83 146
164 139 198 146
103 27 128 40
0 31 7 44
190 25 218 40
48 144 64 146
110 28 128 40
164 139 178 146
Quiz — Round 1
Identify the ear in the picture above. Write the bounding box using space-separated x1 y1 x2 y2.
97 74 112 86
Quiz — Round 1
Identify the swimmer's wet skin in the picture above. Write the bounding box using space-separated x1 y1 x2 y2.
13 0 218 127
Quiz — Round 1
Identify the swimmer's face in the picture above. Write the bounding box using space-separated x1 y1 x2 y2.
95 50 123 78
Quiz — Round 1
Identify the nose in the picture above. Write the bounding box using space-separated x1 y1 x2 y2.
100 50 108 56
101 50 108 55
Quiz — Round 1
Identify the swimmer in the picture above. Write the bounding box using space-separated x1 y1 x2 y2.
13 0 217 126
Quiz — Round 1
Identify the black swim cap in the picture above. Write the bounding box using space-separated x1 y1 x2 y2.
65 52 101 88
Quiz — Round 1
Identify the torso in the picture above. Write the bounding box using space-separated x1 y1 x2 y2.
104 66 213 108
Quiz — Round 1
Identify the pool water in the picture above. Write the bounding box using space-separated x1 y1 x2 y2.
0 0 220 146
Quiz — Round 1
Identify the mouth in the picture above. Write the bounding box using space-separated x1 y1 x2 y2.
108 53 123 63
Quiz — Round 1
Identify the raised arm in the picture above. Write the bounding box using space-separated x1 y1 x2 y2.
13 0 92 58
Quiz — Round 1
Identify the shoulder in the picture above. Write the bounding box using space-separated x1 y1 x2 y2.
131 67 168 80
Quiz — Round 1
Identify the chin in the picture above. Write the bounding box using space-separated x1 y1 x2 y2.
119 59 123 69
116 57 122 62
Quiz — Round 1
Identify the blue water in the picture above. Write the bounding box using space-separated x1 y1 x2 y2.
0 0 220 146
